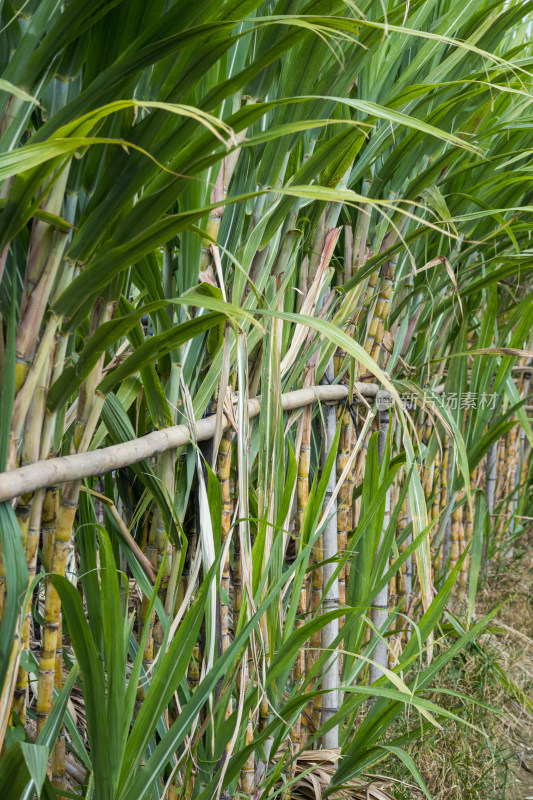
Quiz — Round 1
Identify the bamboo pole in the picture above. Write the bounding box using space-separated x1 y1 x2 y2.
450 488 465 595
510 369 530 551
486 443 497 528
505 425 518 556
438 437 450 574
320 370 339 748
0 385 380 503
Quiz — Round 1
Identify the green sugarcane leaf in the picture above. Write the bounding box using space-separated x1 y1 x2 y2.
46 575 110 800
0 742 49 799
0 262 16 473
19 665 80 800
0 502 28 692
97 313 227 395
380 745 432 799
97 528 127 794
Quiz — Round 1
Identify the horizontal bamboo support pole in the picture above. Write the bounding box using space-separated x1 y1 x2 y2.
0 383 380 502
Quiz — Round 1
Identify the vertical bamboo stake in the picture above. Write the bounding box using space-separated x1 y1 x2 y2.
441 436 453 570
450 488 465 597
496 435 506 523
505 425 518 556
512 368 531 545
486 442 497 537
320 371 339 747
369 406 391 684
459 468 476 600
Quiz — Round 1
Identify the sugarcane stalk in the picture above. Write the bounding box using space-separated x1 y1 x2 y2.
459 467 477 600
36 479 78 735
352 182 372 274
12 342 54 722
142 517 158 683
218 429 233 655
235 334 255 791
12 490 44 721
396 491 411 650
216 427 234 758
36 302 114 736
51 612 65 788
8 316 59 470
238 655 255 797
15 164 71 391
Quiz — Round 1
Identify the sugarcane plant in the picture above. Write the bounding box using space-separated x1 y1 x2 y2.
0 0 532 798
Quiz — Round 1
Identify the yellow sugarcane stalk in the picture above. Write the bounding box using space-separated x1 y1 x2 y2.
51 612 65 788
364 257 398 364
37 302 114 738
142 517 158 682
12 488 45 722
152 449 175 655
238 654 255 796
36 480 78 735
218 429 233 655
13 337 55 723
308 534 323 734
